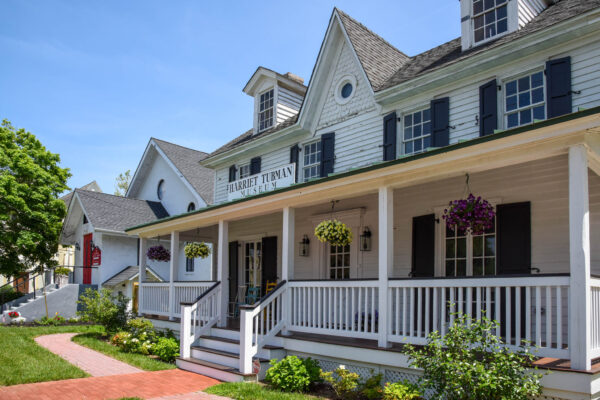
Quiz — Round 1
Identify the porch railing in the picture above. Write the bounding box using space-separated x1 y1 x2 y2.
239 281 287 374
388 274 570 359
288 280 379 340
172 282 215 317
180 282 221 358
591 277 600 359
140 282 169 316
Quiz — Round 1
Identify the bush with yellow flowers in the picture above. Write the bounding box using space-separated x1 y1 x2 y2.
314 219 353 246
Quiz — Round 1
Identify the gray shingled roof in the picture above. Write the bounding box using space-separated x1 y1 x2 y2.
76 189 169 232
379 0 600 91
336 9 409 90
102 265 163 287
152 138 215 204
60 181 102 209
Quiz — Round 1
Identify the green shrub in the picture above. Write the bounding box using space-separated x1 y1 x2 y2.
153 337 179 362
321 366 360 399
35 314 66 326
0 286 21 305
126 318 156 343
77 288 129 334
361 372 383 399
382 381 423 400
405 312 544 400
265 355 322 392
54 267 71 276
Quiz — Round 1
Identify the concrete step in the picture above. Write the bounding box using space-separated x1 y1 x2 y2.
197 335 285 360
176 357 257 383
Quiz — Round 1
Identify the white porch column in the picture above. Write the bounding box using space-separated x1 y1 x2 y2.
282 207 295 334
378 186 393 348
168 231 179 320
217 220 229 327
138 237 147 316
569 144 592 371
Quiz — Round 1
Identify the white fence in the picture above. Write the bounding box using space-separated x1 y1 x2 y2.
172 282 215 317
140 281 214 318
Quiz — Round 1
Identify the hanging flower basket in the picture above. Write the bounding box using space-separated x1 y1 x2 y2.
442 193 495 235
147 245 170 262
184 242 211 259
314 219 353 247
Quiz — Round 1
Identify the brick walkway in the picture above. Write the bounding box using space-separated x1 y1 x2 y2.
0 369 223 400
35 333 142 377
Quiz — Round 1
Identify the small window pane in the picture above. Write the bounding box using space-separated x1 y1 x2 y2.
507 112 518 128
457 238 467 258
506 81 517 96
414 140 422 152
485 236 496 256
475 28 484 42
424 136 431 148
423 109 430 121
485 24 496 38
506 95 517 111
496 4 507 19
414 124 422 137
518 77 530 92
485 258 496 275
533 105 545 120
531 72 544 88
456 260 467 276
519 92 531 108
531 88 544 104
414 112 421 124
404 127 412 140
473 259 483 276
474 0 483 14
484 0 495 10
404 142 413 154
497 18 507 34
423 122 431 135
485 11 495 24
520 109 532 125
473 236 483 257
446 239 455 258
404 115 412 126
446 261 455 276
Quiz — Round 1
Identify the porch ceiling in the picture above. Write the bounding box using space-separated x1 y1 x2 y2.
127 108 600 238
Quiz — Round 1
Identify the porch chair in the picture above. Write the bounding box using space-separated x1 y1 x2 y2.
229 285 247 318
245 286 261 305
265 280 277 294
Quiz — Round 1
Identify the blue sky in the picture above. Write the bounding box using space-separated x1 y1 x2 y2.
0 1 460 194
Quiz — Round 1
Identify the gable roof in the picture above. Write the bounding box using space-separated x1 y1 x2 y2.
75 189 169 232
60 181 102 209
151 138 215 204
102 265 163 287
336 9 409 91
379 0 600 91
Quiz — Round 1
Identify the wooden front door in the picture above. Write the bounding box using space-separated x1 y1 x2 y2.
83 233 93 284
13 273 29 294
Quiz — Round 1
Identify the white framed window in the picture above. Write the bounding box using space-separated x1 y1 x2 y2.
329 244 350 280
402 108 431 155
239 164 250 179
504 70 545 129
157 179 165 200
473 0 508 44
334 75 357 105
303 140 321 181
258 89 274 132
244 241 262 288
445 219 496 277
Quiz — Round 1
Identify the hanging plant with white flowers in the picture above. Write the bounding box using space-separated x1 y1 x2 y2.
184 242 211 259
442 193 495 235
314 219 353 247
146 245 171 262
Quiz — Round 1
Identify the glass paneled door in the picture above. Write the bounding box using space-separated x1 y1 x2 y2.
244 241 262 290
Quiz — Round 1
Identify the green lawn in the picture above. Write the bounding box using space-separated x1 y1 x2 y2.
0 324 103 386
72 332 175 371
205 382 330 400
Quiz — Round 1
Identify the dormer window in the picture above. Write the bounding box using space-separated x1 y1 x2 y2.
258 89 274 132
473 0 508 43
239 164 250 179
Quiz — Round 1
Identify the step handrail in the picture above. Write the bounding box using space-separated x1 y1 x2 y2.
180 281 221 358
239 280 287 374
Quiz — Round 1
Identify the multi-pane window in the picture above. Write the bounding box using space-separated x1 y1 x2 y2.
505 71 545 129
473 0 508 43
244 241 262 288
445 219 496 277
330 244 350 280
239 164 250 179
258 89 274 132
186 249 194 272
403 108 431 155
303 141 321 181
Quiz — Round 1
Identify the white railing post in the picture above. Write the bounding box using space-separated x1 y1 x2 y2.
138 237 148 316
180 304 192 359
282 207 294 335
239 308 254 374
169 231 179 320
569 145 592 370
217 220 229 327
378 186 393 347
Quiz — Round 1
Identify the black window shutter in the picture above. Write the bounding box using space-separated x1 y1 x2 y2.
228 241 239 303
290 144 300 182
250 157 261 175
496 202 531 275
320 132 335 177
431 97 450 147
411 214 435 277
383 112 397 161
546 56 572 119
479 79 498 136
228 165 237 182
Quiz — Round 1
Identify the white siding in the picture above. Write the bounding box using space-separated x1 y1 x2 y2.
517 0 546 28
277 87 303 124
99 234 139 284
572 39 600 110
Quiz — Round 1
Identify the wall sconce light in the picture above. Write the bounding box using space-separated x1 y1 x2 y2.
360 227 372 252
299 235 310 257
75 242 80 251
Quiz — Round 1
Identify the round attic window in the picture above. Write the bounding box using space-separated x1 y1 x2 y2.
335 75 357 105
157 179 165 200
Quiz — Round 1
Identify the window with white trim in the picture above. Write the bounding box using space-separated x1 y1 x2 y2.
303 141 321 181
258 89 274 132
445 218 496 277
504 70 545 129
402 108 431 155
239 164 250 179
473 0 508 43
330 244 350 280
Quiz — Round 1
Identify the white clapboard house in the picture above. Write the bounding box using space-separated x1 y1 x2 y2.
126 1 600 397
60 138 215 316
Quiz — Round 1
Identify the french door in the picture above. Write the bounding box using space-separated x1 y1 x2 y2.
244 241 262 289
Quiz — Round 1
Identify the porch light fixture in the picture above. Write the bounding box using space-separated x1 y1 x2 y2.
299 235 310 257
360 227 372 252
75 242 80 251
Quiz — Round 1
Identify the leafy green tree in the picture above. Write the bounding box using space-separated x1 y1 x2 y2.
405 312 544 400
114 169 131 196
0 120 70 277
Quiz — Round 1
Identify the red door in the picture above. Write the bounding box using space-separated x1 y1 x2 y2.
83 233 92 284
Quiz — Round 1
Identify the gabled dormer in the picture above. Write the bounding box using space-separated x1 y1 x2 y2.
461 0 553 51
243 67 307 135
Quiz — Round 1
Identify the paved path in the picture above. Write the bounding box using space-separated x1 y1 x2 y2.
35 333 143 377
0 369 223 400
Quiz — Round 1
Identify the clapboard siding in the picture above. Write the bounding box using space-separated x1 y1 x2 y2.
572 39 600 110
277 87 303 125
517 0 546 28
